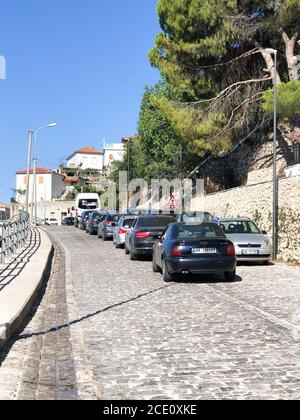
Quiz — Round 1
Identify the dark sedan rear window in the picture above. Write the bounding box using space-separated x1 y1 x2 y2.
138 216 175 228
107 215 119 222
172 224 226 240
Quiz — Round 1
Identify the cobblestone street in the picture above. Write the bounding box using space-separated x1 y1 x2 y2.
0 226 300 400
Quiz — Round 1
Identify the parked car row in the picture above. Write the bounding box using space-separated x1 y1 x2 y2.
71 210 272 283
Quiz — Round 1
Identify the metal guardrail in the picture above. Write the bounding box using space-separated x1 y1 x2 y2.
290 143 300 166
0 211 30 264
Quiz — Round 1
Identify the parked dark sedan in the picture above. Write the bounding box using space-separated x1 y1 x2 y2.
125 215 176 260
97 213 120 241
86 211 105 235
152 223 237 282
78 211 93 230
62 216 75 226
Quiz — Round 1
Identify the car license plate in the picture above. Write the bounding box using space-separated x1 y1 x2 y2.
242 249 260 255
192 248 217 254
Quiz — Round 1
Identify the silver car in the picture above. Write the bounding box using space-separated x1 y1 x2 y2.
113 216 136 248
219 218 272 264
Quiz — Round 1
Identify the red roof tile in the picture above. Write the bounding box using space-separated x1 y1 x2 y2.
16 168 52 175
76 147 103 155
64 177 79 183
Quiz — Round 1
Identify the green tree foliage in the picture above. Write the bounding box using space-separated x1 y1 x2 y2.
263 81 300 119
149 0 300 157
110 82 199 185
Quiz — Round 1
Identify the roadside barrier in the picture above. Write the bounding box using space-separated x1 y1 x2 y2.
0 211 29 264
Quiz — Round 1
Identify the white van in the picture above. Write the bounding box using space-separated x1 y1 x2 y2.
75 193 100 218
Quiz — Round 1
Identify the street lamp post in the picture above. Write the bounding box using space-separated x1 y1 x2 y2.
25 130 33 214
31 123 57 225
265 48 278 260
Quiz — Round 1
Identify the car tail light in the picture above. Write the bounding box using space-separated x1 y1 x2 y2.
170 245 183 257
135 231 150 239
92 220 98 225
105 221 112 225
119 228 127 235
227 244 236 255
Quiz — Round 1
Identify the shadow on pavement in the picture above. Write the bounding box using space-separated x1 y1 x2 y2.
15 284 175 342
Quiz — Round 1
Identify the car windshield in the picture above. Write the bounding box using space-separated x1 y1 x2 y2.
79 199 98 210
220 220 261 234
172 224 225 240
180 213 213 223
138 216 175 228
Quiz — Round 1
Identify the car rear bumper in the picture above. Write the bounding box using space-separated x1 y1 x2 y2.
165 256 236 274
236 255 271 262
132 241 155 255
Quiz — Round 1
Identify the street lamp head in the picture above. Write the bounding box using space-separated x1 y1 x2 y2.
265 48 277 55
48 123 57 128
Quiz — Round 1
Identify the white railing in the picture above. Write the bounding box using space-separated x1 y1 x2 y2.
0 211 30 264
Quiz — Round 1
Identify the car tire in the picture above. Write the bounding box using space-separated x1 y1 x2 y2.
152 257 160 273
162 260 175 282
224 269 236 282
125 244 130 255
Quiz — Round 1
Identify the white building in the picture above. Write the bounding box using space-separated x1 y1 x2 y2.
66 147 104 171
16 168 66 206
103 143 125 168
0 203 10 221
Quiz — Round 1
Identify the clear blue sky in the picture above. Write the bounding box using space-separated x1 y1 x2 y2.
0 0 160 203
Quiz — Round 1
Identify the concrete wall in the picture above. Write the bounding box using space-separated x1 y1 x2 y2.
37 201 74 225
52 173 66 200
193 175 300 263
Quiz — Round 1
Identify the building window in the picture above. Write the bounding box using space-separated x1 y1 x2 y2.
23 176 27 185
109 154 113 161
38 176 44 185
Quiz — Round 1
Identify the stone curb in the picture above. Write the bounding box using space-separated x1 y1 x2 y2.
0 229 54 351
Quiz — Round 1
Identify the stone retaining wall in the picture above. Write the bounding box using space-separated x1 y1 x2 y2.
193 176 300 263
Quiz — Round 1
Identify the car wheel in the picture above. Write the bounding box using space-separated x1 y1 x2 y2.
224 269 236 282
162 260 175 282
152 256 160 273
125 244 130 255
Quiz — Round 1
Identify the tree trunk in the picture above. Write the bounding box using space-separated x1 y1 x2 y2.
260 49 281 85
282 31 299 81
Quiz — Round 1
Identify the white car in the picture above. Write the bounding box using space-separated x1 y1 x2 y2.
219 218 272 264
44 218 59 226
113 216 136 248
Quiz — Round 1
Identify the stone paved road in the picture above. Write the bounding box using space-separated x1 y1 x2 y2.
0 226 300 400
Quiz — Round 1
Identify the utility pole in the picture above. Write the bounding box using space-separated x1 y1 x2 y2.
273 51 278 261
265 48 278 261
25 131 33 214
